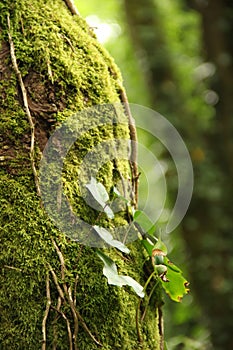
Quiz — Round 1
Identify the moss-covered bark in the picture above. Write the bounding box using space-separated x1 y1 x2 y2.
0 1 162 349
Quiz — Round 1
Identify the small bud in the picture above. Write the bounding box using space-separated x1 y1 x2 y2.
152 249 166 266
156 264 167 276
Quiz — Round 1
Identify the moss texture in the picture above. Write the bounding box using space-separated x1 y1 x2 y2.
0 1 162 349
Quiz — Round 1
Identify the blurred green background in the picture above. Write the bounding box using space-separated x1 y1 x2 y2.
76 1 233 349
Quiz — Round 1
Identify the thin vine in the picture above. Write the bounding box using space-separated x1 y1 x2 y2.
119 88 139 207
7 15 41 197
42 274 51 350
63 0 80 16
49 239 103 348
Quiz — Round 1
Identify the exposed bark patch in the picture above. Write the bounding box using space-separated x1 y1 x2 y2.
23 71 67 150
0 41 10 73
0 48 67 173
0 42 19 171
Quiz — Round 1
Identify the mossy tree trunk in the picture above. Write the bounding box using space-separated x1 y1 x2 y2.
0 1 162 349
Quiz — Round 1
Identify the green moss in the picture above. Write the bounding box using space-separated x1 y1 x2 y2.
0 1 161 349
0 178 160 349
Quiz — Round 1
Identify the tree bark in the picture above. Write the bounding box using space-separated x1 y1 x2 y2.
0 1 162 349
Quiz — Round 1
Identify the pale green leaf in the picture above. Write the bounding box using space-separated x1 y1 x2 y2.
103 205 114 219
85 177 114 218
93 225 130 253
96 250 144 298
85 177 109 206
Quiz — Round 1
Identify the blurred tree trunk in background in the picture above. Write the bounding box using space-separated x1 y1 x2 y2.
191 0 233 178
123 0 179 115
123 0 233 349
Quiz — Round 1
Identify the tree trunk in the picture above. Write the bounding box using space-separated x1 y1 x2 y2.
123 0 178 114
0 1 162 349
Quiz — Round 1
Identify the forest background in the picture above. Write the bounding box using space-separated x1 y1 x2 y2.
77 1 233 349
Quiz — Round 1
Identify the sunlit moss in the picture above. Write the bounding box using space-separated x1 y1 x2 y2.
0 0 161 348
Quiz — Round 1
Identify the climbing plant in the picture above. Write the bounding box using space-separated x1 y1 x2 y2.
85 177 189 302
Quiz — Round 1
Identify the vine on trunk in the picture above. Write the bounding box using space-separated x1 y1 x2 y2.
7 15 41 197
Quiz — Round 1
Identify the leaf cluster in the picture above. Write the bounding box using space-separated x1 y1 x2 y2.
85 177 189 302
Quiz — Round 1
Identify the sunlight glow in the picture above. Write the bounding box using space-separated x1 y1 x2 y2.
86 15 122 44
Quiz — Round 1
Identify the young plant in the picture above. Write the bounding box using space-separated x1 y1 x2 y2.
134 210 190 302
85 177 189 302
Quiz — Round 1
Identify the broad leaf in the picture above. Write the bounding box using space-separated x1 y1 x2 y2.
96 250 145 298
133 210 154 233
93 225 130 254
103 205 114 219
86 177 109 204
133 210 157 242
141 239 154 256
85 177 114 219
161 257 189 302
